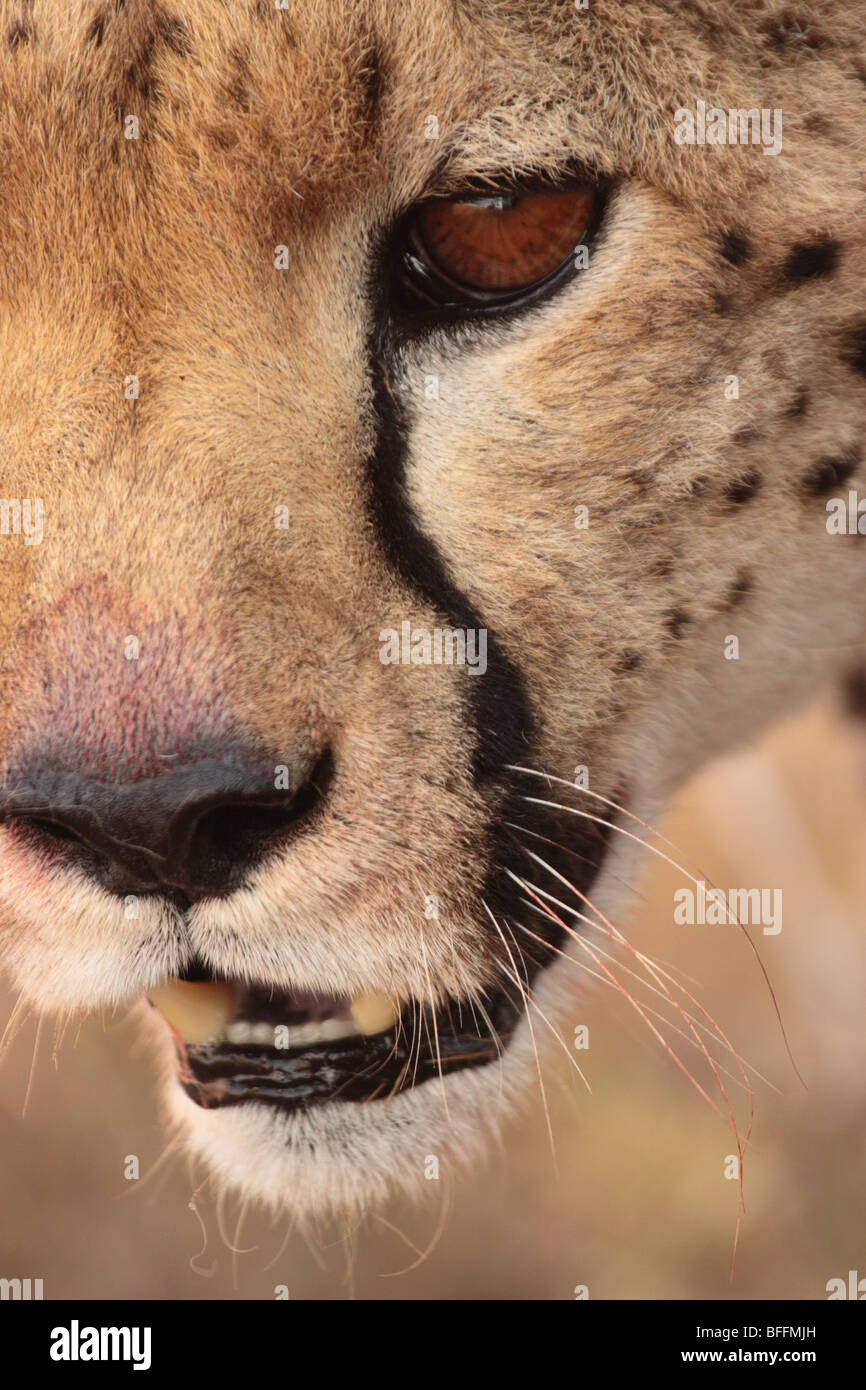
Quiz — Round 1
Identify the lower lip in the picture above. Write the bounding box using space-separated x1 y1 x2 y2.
175 997 516 1113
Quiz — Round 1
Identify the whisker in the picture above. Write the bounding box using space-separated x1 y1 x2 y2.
0 990 32 1061
514 791 803 1089
505 867 740 1132
504 818 644 904
498 916 593 1093
376 1184 452 1277
482 899 558 1170
22 1013 43 1118
513 868 765 1079
465 987 507 1102
515 916 778 1095
419 925 452 1127
505 831 758 1174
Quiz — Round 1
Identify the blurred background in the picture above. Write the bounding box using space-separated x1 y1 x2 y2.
2 695 865 1300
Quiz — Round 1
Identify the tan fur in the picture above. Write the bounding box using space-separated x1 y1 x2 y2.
1 0 865 1217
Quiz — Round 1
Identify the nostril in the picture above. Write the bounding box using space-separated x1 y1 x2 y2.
22 817 87 848
3 745 336 901
182 748 335 889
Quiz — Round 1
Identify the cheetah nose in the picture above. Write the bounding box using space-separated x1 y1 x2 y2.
2 747 333 902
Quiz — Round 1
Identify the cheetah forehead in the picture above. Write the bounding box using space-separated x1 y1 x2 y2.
2 0 864 228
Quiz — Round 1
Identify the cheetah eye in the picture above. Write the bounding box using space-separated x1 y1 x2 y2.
398 182 602 313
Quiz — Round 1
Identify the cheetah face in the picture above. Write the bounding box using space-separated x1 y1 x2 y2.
0 0 865 1219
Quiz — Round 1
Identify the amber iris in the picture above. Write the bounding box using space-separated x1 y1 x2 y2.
411 186 597 294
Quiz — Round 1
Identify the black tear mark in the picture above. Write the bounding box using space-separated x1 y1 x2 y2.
725 570 753 610
664 607 691 641
366 341 533 788
783 238 839 281
843 321 866 377
786 388 809 418
800 447 860 496
720 230 750 266
364 315 615 960
724 468 763 504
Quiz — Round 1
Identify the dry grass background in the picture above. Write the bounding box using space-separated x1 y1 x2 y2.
2 696 865 1300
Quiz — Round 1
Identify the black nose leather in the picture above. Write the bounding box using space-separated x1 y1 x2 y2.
4 749 332 901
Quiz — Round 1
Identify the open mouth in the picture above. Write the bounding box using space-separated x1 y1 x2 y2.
147 779 623 1115
148 964 520 1113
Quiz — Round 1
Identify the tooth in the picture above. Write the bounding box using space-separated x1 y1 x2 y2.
226 1021 272 1046
350 991 398 1036
148 978 236 1045
318 1018 358 1041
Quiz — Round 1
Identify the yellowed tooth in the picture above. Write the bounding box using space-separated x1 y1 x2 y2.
350 991 398 1037
148 978 236 1045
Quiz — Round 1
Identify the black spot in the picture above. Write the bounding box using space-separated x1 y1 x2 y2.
720 230 750 266
732 426 761 446
664 607 691 640
713 291 733 315
803 112 834 136
616 649 643 673
625 468 654 494
786 388 809 418
725 570 753 610
843 321 866 377
800 447 860 496
86 10 107 45
226 45 252 110
649 555 674 579
724 468 763 504
159 15 192 59
86 0 132 44
783 238 839 281
7 20 31 48
760 9 828 51
687 474 712 497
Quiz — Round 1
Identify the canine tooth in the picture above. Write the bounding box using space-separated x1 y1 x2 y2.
148 979 236 1045
350 992 398 1036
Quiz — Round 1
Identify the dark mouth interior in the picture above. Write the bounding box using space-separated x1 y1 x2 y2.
170 958 519 1115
